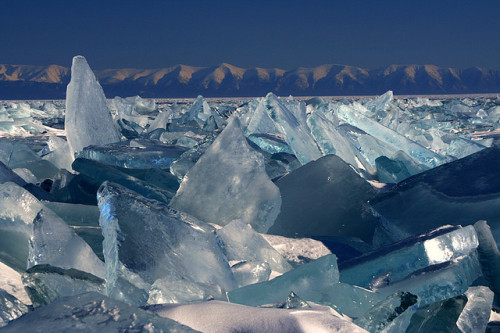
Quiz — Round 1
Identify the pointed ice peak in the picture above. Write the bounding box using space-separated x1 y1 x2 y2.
171 116 281 232
65 55 120 157
248 92 322 164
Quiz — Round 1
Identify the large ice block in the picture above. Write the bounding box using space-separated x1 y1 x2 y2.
1 292 197 332
406 286 493 333
170 117 281 232
65 56 121 157
473 220 500 301
370 147 500 244
228 254 338 307
22 265 148 307
337 104 445 168
307 109 374 175
0 141 59 180
268 154 377 242
73 158 175 204
245 96 281 136
375 252 483 307
78 140 187 169
0 182 44 270
22 265 105 307
42 201 103 260
27 209 105 279
179 95 209 126
339 225 479 289
248 93 322 165
97 182 236 296
217 220 292 274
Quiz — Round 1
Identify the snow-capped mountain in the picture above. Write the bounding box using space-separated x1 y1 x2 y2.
1 62 499 99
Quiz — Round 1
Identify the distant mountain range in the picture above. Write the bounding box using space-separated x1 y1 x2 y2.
1 62 499 99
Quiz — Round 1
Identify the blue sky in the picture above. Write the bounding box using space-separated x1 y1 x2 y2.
1 0 499 70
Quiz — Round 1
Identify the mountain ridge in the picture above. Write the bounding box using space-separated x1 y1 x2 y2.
0 62 499 99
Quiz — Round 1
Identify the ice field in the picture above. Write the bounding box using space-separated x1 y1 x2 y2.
0 56 499 332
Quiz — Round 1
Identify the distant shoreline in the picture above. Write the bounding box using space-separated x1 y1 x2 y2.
1 93 498 103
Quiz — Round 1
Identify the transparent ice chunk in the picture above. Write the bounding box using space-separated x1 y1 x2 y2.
147 278 225 305
27 209 105 279
73 158 175 204
307 109 373 174
456 286 494 333
217 220 292 274
337 104 445 168
375 252 482 307
260 234 332 267
12 168 38 184
41 136 73 171
228 254 339 307
170 117 281 233
65 56 121 157
230 261 271 287
375 156 411 183
0 182 44 270
97 182 236 296
22 265 105 307
78 140 187 169
170 132 218 181
473 220 500 301
354 291 417 333
250 93 322 165
406 294 467 333
339 225 479 289
268 154 377 242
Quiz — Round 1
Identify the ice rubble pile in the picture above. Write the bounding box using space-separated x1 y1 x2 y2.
0 56 499 332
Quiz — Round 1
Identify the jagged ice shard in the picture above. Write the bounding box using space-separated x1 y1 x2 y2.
170 117 281 232
27 209 105 279
339 225 479 289
228 254 339 307
217 219 292 274
97 181 236 296
246 93 322 165
65 56 121 158
337 104 445 168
